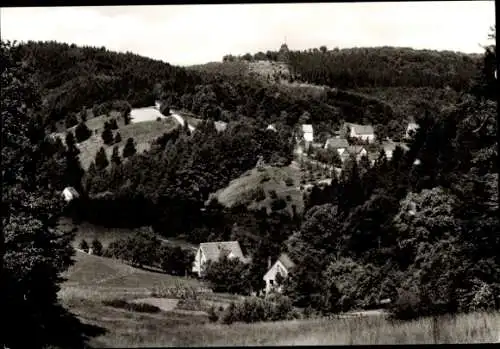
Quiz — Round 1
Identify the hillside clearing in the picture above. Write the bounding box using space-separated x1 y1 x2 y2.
213 165 304 216
53 114 179 170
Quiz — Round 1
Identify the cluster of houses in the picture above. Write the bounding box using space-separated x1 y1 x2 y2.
295 121 420 166
192 240 293 295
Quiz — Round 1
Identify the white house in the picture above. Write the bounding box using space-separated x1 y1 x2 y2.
263 253 296 294
405 122 419 139
266 124 277 132
192 241 248 277
382 141 409 160
345 123 375 143
62 187 79 203
301 124 314 143
324 137 349 156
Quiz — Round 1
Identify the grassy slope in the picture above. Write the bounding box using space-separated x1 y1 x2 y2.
54 113 179 170
213 165 304 216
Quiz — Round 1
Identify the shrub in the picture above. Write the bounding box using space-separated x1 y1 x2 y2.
91 238 103 256
102 299 160 313
271 198 287 211
208 306 219 322
469 282 496 312
391 288 422 320
219 295 296 325
101 128 114 145
108 118 119 130
260 175 271 183
114 132 122 143
79 239 89 252
268 189 278 199
285 195 292 202
251 187 266 202
75 122 91 143
284 177 294 186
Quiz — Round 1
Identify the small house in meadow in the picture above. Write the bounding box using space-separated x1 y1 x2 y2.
62 187 80 203
405 122 419 139
263 253 296 294
192 241 248 277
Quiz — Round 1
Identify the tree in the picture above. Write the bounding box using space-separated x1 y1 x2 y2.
159 245 193 276
95 147 109 170
122 108 131 125
65 113 78 129
122 137 137 158
1 40 76 348
79 106 87 122
203 254 251 294
91 239 103 256
101 127 114 145
111 145 121 165
74 121 91 143
114 131 122 143
79 239 89 252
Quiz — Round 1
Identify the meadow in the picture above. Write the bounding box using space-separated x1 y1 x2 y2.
60 235 499 347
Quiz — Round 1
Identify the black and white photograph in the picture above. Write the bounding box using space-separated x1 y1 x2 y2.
0 1 498 347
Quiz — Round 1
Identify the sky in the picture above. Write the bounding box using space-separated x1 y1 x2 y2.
0 2 495 66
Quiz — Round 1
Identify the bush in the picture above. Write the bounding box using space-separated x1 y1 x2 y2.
101 128 114 145
102 299 160 313
391 288 422 320
251 187 266 202
271 198 287 211
469 282 496 312
268 189 278 199
284 177 294 186
79 239 89 252
260 175 271 183
75 122 91 143
91 238 103 256
208 306 219 322
219 295 297 325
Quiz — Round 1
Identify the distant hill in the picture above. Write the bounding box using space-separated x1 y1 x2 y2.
211 165 304 218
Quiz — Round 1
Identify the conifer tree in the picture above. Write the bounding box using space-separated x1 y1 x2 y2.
95 147 109 170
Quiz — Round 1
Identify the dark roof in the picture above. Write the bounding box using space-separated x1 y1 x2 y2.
325 137 349 149
199 241 246 263
277 253 295 270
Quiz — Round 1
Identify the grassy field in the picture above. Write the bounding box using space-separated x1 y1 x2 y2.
213 165 304 216
53 112 179 170
60 250 499 347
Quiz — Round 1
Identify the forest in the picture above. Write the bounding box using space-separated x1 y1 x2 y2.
1 25 498 348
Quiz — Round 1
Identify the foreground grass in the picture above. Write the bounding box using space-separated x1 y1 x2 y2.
83 310 499 347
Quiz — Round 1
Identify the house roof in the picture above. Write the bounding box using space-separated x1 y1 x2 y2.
277 253 295 270
407 122 419 131
215 121 227 132
347 145 366 155
325 137 349 149
199 241 246 263
345 123 374 135
302 124 313 133
382 141 410 152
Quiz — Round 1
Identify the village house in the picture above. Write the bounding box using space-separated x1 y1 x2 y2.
301 124 314 143
346 145 368 162
405 122 419 139
382 141 410 160
192 241 248 277
62 186 80 203
344 122 375 143
266 124 277 132
324 137 349 156
263 253 295 295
